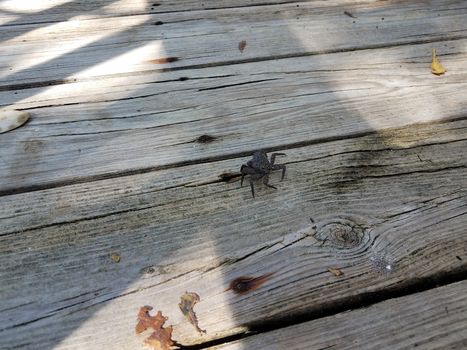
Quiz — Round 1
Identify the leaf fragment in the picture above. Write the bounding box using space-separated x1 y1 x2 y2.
327 267 344 276
179 292 206 334
430 48 446 75
0 110 30 134
136 306 174 350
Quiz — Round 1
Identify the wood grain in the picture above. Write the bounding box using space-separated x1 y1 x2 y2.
209 280 467 350
0 0 354 25
1 0 466 87
1 39 466 193
1 1 466 349
1 118 465 348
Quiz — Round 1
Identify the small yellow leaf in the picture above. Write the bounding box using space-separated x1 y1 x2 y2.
430 48 446 75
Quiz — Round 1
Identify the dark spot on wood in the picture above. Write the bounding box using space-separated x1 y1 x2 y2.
310 217 317 229
344 11 356 18
376 25 379 29
445 306 449 314
227 273 275 295
152 3 160 6
141 266 156 274
456 255 462 261
238 40 247 53
197 134 216 143
154 21 164 25
179 77 189 81
148 57 179 64
381 17 385 20
218 172 240 183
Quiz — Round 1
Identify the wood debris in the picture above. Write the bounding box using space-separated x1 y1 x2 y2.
343 11 356 18
136 306 174 350
110 253 121 263
179 292 206 334
148 57 179 64
238 40 247 53
327 267 344 276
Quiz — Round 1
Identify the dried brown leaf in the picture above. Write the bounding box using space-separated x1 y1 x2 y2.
327 267 344 276
238 40 247 53
136 306 174 350
179 292 206 334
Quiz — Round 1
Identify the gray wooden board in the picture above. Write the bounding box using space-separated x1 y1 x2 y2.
209 280 467 350
0 0 355 25
1 0 466 87
1 118 466 348
1 39 467 192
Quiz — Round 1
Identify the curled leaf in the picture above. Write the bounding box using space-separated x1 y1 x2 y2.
430 48 446 75
136 306 174 350
0 110 30 133
327 267 344 277
179 292 206 334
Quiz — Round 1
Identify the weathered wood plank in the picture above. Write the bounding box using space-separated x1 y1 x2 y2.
1 118 466 234
1 118 465 348
1 40 466 193
1 0 466 87
0 0 350 25
209 280 467 350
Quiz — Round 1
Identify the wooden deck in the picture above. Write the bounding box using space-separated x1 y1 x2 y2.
1 1 466 349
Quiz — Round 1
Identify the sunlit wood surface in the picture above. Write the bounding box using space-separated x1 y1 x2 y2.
1 1 466 349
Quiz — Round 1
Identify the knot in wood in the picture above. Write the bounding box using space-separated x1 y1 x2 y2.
317 219 366 249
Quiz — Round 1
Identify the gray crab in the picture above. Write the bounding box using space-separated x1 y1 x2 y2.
240 150 286 198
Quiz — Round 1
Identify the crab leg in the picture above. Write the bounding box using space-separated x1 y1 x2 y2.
270 153 286 166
